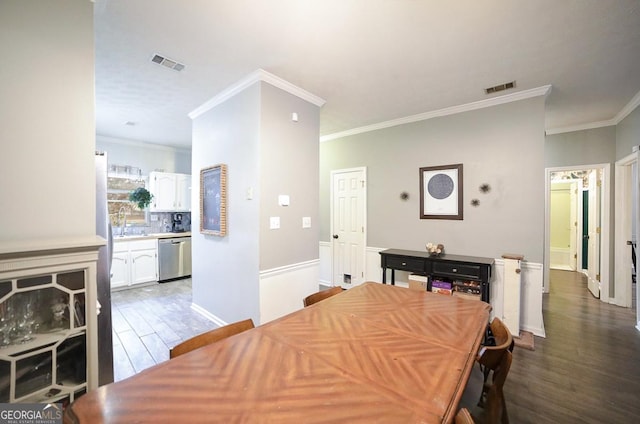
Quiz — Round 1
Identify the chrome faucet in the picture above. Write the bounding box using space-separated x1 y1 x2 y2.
118 206 128 236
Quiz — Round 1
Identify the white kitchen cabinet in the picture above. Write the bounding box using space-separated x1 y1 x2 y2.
110 251 129 289
130 247 157 285
111 239 158 288
175 173 191 211
149 172 191 212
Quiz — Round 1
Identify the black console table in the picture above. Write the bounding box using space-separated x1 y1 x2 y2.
379 249 494 303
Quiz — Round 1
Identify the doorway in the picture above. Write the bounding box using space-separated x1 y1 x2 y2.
614 152 638 324
330 167 367 289
544 164 611 301
549 180 580 271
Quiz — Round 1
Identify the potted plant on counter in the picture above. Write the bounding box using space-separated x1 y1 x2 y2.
128 187 153 210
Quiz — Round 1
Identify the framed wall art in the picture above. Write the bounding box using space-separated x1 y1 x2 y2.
200 164 227 236
419 163 463 220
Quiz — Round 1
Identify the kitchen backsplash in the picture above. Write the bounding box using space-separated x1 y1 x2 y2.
112 212 191 236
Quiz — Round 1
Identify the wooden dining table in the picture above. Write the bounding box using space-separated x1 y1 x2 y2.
64 282 490 423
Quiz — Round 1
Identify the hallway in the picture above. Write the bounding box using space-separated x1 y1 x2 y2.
502 269 640 423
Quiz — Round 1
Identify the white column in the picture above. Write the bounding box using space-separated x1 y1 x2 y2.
502 253 524 336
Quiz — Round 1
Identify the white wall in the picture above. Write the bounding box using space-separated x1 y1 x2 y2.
191 77 321 325
97 135 192 175
191 83 262 325
320 96 547 263
0 0 95 245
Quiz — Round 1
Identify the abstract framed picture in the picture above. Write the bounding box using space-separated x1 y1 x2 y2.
200 164 227 236
419 163 463 220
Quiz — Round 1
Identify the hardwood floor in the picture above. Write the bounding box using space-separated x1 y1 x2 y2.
110 278 218 382
463 269 640 423
111 272 640 423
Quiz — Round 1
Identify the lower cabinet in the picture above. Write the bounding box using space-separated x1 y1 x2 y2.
111 239 158 289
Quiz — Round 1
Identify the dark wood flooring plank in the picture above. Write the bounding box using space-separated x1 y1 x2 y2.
503 270 640 424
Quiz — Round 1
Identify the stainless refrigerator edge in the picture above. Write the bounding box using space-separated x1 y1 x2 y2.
95 152 114 385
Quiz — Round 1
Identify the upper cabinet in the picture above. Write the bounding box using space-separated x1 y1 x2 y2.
149 172 191 212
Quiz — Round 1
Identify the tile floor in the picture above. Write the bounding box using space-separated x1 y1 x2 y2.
110 278 218 382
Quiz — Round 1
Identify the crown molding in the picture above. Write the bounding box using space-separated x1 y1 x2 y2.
544 120 616 136
614 89 640 124
545 89 640 135
320 85 552 142
96 134 191 152
189 69 326 120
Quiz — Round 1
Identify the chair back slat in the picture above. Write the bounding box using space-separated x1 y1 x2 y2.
303 286 344 307
170 318 255 359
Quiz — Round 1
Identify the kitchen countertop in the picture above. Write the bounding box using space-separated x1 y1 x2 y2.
113 232 191 242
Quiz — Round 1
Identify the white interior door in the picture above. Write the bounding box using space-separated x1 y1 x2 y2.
331 168 366 288
587 171 601 298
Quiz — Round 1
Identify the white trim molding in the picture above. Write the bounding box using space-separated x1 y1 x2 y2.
493 259 545 337
259 259 320 279
546 89 640 135
190 303 227 327
320 85 552 142
189 69 326 119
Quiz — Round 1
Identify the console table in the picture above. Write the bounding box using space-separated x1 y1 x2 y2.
379 249 494 303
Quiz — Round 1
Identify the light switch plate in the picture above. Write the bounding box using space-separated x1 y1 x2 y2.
270 216 280 229
278 195 290 206
302 217 311 228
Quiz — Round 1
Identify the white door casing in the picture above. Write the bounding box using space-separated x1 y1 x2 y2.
544 164 610 299
330 168 367 289
587 170 601 298
614 151 639 311
569 182 578 271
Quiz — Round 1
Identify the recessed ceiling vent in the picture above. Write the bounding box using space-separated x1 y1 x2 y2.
484 81 515 94
151 54 185 72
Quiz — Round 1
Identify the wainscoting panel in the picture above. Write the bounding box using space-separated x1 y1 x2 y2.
259 260 319 324
319 241 331 286
492 259 545 337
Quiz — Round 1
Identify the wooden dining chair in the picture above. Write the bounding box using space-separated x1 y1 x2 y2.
454 408 475 424
303 286 344 307
169 318 255 359
476 317 514 424
483 349 512 424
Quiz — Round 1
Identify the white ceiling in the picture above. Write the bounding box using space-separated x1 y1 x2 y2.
95 0 640 149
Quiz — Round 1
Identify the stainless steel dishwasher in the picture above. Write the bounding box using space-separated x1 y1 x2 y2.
158 236 192 281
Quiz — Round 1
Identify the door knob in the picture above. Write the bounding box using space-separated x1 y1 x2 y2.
333 234 339 239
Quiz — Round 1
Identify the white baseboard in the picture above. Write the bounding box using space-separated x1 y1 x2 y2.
191 302 227 327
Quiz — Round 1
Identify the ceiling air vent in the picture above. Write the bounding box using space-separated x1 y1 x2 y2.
151 54 185 72
484 81 515 94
